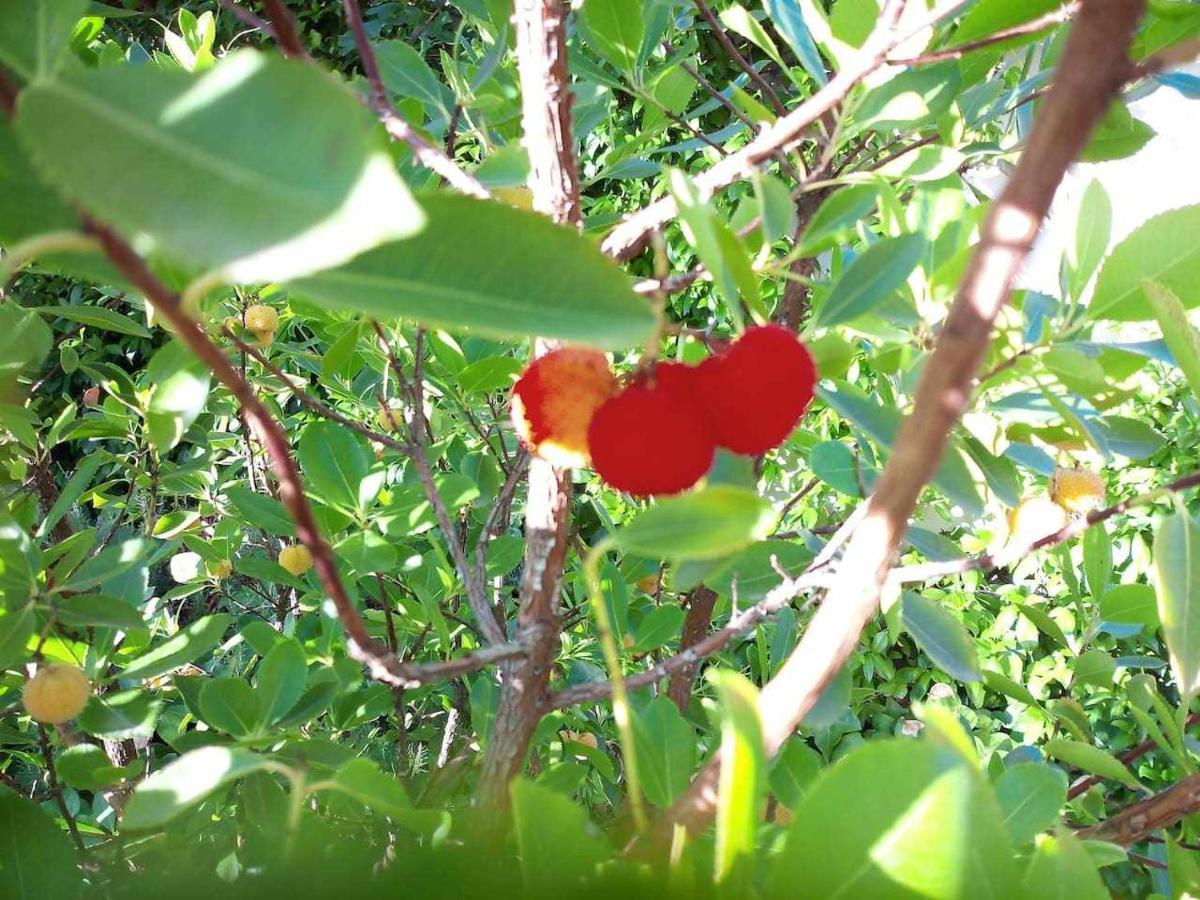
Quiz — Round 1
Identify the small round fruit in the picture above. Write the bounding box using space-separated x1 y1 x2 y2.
279 544 313 577
1007 496 1068 546
378 407 405 433
1050 466 1105 513
635 575 660 593
244 304 279 333
696 325 818 455
82 386 100 408
511 347 617 468
252 327 275 347
211 558 234 580
588 377 715 497
22 665 91 724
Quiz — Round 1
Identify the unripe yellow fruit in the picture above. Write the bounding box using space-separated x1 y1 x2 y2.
635 575 660 593
279 544 313 576
1007 496 1068 546
22 665 91 724
211 558 233 580
1050 466 1105 513
252 327 275 347
492 186 534 210
378 407 405 432
244 304 279 333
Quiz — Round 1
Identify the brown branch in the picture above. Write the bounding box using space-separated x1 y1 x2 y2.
888 2 1081 66
260 0 309 60
340 0 490 198
691 0 786 114
38 725 86 855
666 587 719 712
653 0 1145 842
1133 35 1200 79
477 0 580 809
600 0 960 261
1068 713 1200 800
216 0 276 39
1077 774 1200 847
227 330 414 456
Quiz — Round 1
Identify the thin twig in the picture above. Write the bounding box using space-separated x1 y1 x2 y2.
1068 713 1200 800
260 0 309 59
691 0 786 113
888 2 1081 65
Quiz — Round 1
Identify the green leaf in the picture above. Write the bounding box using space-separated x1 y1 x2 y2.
769 738 822 810
1073 649 1115 688
772 739 1016 898
0 305 52 378
0 603 34 670
901 592 981 683
1081 102 1154 163
0 0 88 81
817 234 925 327
298 421 371 514
16 50 423 284
1069 180 1111 298
123 746 276 830
612 486 777 561
35 453 103 540
56 744 127 791
762 0 827 85
720 5 785 70
633 696 696 808
983 670 1041 709
1146 280 1200 402
1090 205 1200 321
708 670 766 892
199 677 260 737
0 790 83 899
256 638 307 726
374 41 449 115
1042 739 1140 789
56 536 148 593
850 63 960 133
631 605 685 653
78 689 162 740
53 593 145 630
510 779 608 895
1020 829 1110 900
643 64 696 134
324 758 449 835
582 0 644 72
120 613 233 681
145 341 211 452
35 303 151 338
226 484 295 537
994 763 1067 846
1155 509 1200 701
289 194 655 350
1013 602 1069 651
803 663 851 728
798 184 879 255
1099 583 1159 629
754 173 797 244
1083 523 1113 598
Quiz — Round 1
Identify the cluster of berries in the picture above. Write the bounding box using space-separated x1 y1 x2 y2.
511 325 817 497
1008 466 1106 546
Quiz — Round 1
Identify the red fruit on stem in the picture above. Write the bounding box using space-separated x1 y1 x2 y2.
588 375 715 497
697 325 817 455
510 347 617 468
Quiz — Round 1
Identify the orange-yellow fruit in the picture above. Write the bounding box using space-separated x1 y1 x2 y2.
279 544 313 576
1050 466 1105 513
252 328 275 347
636 575 660 593
510 347 617 468
22 665 91 724
561 730 599 750
244 304 278 333
1007 496 1068 546
492 186 534 210
378 407 405 432
210 558 234 580
82 386 100 408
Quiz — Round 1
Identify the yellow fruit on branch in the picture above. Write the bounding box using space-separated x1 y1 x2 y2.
1007 496 1069 546
279 544 313 576
252 328 275 347
244 304 279 333
22 665 91 724
635 575 660 593
1050 466 1105 513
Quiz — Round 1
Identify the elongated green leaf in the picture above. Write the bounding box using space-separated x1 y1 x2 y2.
78 689 162 740
17 50 422 284
798 184 879 255
35 304 150 338
0 791 83 899
257 638 308 725
709 670 766 893
55 744 127 791
994 763 1066 846
200 677 260 737
226 485 295 537
1155 510 1200 701
1146 280 1200 402
123 746 276 830
324 758 449 835
1099 583 1158 629
817 234 925 327
1042 739 1140 789
1020 829 1110 900
772 740 1015 898
762 0 827 85
613 486 777 561
1069 180 1111 298
0 0 88 81
582 0 644 72
53 593 145 630
290 194 655 349
120 613 233 681
373 41 449 114
1081 102 1154 163
0 603 34 670
35 453 103 539
146 341 211 452
0 305 52 377
298 421 370 514
901 592 981 683
633 696 696 808
1090 205 1200 320
511 779 608 896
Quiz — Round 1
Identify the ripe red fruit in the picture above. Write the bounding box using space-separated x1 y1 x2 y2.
510 347 617 468
697 325 817 455
588 371 715 497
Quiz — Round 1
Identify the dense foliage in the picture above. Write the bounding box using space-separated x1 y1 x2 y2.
2 0 1200 897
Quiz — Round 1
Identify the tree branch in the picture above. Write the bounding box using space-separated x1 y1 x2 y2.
259 0 309 60
1077 774 1200 846
690 0 786 114
888 2 1080 66
653 0 1145 841
1068 713 1200 801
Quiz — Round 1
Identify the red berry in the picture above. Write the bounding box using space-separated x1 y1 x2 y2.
697 325 817 455
588 374 715 497
510 347 617 467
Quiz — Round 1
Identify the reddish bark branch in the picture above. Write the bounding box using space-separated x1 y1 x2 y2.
690 0 786 114
666 587 719 712
653 0 1145 841
1077 774 1200 846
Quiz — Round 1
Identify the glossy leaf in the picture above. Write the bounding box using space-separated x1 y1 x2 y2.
612 486 777 561
994 763 1066 846
1146 280 1200 402
1154 509 1200 701
1042 739 1140 789
817 234 925 327
0 0 88 81
709 670 766 892
901 592 981 683
1090 205 1200 320
123 746 277 830
120 613 233 681
582 0 644 72
0 791 83 899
